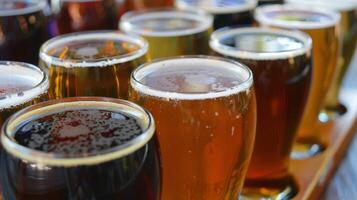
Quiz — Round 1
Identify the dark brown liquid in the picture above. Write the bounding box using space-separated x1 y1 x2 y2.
1 108 161 200
0 1 49 64
55 0 125 34
42 38 147 99
125 0 174 11
216 32 311 190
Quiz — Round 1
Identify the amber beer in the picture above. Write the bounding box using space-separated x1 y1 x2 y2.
125 0 174 10
130 56 256 200
120 9 213 59
210 27 312 199
255 5 341 159
53 0 125 34
39 31 148 99
287 0 357 115
0 97 161 199
175 0 257 29
0 61 49 128
0 0 50 64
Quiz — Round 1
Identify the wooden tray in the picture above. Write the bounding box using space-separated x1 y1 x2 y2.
291 89 357 200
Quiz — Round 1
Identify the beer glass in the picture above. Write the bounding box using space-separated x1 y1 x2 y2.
125 0 174 10
130 56 256 200
0 97 161 200
255 5 341 159
175 0 257 29
53 0 125 34
39 31 148 99
210 27 312 199
0 61 49 128
120 9 213 59
287 0 357 116
0 0 50 64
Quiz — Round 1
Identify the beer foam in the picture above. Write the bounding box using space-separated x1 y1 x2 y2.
1 99 155 166
0 0 47 17
255 5 341 30
210 27 312 60
286 0 357 11
0 62 48 110
39 31 148 68
120 9 213 37
175 0 257 14
131 56 253 100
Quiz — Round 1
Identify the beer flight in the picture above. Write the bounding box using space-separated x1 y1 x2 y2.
0 0 356 199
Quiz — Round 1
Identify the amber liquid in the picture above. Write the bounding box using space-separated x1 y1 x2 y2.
42 39 147 99
55 0 125 34
125 0 174 10
130 64 256 200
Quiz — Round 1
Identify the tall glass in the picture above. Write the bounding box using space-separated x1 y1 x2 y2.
129 56 256 200
175 0 257 29
0 0 50 64
210 27 312 199
120 9 213 59
255 5 341 159
0 97 161 199
52 0 125 34
39 31 148 99
287 0 357 116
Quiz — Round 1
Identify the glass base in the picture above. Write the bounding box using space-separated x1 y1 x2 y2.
241 176 297 200
290 140 326 160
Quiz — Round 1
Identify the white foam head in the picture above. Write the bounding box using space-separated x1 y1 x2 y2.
175 0 257 14
286 0 357 12
0 0 47 17
119 8 213 37
130 56 253 100
254 4 341 30
0 61 49 111
1 97 155 166
39 31 148 68
210 27 312 60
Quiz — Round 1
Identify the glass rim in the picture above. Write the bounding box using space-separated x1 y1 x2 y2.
286 0 357 11
39 30 148 68
1 97 156 166
210 27 313 60
254 4 341 30
0 0 47 17
175 0 257 14
119 8 213 37
0 61 49 110
130 55 253 100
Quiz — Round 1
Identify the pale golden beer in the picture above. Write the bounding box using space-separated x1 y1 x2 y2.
0 61 49 128
175 0 257 29
255 5 341 158
39 31 148 99
130 56 256 200
210 27 312 199
287 0 357 115
119 9 213 59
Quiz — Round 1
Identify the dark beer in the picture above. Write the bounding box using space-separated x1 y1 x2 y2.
54 0 125 34
255 5 341 158
130 56 256 200
40 31 148 99
1 97 161 200
175 0 257 29
210 27 312 199
0 61 49 128
120 9 213 59
258 0 283 5
0 0 50 64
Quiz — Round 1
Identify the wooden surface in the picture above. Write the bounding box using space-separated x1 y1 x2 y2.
320 51 357 199
288 51 357 200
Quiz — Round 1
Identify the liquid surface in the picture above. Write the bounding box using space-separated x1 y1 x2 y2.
14 109 143 154
220 32 304 53
47 40 141 61
267 10 332 23
140 65 245 93
0 75 39 96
